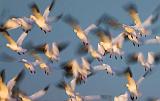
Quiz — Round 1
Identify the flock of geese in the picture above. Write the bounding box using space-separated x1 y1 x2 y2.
1 0 160 101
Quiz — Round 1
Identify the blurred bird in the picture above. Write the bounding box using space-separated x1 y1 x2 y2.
19 59 38 74
124 3 160 36
123 67 151 100
15 85 49 101
63 15 98 46
30 0 62 33
57 79 76 99
0 69 25 101
92 63 115 75
30 51 51 75
127 52 160 71
87 44 103 62
98 14 145 46
67 93 112 101
34 41 69 62
0 30 28 55
94 28 125 59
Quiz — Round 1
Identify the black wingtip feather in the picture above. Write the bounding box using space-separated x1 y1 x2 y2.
124 3 138 13
49 0 56 11
44 85 50 91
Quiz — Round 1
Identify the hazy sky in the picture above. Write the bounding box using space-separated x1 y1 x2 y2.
0 0 160 101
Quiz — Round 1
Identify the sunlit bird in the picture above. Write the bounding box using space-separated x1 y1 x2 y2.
0 29 28 55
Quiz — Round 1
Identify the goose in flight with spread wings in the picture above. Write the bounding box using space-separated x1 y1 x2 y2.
124 67 151 100
124 3 160 37
0 69 25 101
30 0 62 33
127 52 160 71
30 51 51 75
94 28 125 59
98 14 146 46
63 15 98 46
15 85 49 101
33 41 69 63
0 29 28 55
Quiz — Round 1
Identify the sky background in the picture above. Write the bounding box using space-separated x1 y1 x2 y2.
0 0 160 101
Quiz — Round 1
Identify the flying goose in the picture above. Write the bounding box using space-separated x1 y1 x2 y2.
124 3 160 37
63 15 98 46
127 52 160 71
30 0 62 33
0 29 28 55
124 67 151 100
30 51 51 75
15 85 49 101
0 69 25 101
33 41 69 63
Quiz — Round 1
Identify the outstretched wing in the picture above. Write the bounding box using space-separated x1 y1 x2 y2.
43 0 56 19
16 31 28 46
29 85 49 100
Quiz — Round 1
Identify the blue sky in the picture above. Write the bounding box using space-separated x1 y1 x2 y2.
0 0 160 100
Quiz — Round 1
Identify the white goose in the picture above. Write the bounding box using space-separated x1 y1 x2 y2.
124 68 150 100
30 51 51 75
16 85 49 101
127 52 160 71
19 59 39 74
0 69 25 101
95 28 125 59
63 15 97 46
124 3 160 37
30 0 61 33
34 41 69 62
92 63 115 75
0 30 28 55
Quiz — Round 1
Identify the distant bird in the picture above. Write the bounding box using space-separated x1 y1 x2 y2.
67 93 112 101
87 44 103 62
0 30 28 55
30 0 62 33
98 14 145 46
34 41 69 62
144 36 160 44
124 3 160 37
0 69 25 101
123 67 150 100
92 63 115 75
15 85 49 101
61 57 93 84
63 15 98 46
57 79 76 99
94 28 125 59
127 52 160 71
114 92 129 101
30 51 51 75
19 59 38 74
